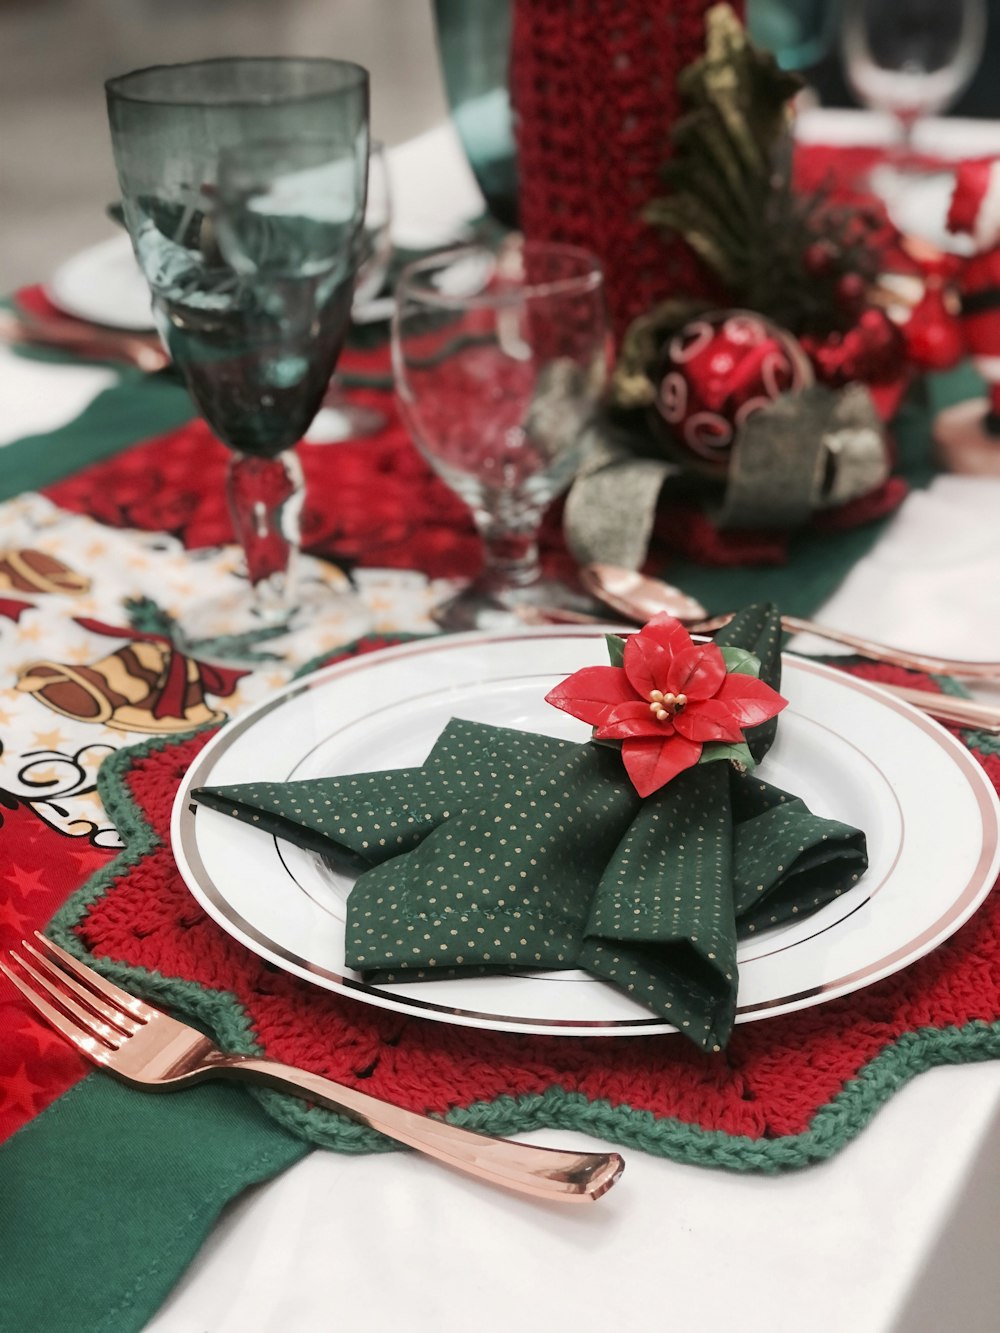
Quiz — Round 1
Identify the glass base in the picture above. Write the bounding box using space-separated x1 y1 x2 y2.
178 567 371 655
431 576 604 632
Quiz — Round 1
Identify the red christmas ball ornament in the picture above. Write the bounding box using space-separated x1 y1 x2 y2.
804 239 838 276
835 271 868 317
904 280 965 371
654 310 813 470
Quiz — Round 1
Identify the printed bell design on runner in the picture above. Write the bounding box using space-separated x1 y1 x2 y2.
16 617 249 735
0 548 91 596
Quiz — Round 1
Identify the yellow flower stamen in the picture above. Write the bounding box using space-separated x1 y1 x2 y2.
648 688 686 721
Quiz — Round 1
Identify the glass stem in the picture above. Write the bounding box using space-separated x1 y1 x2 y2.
892 110 919 171
473 508 543 592
225 449 304 620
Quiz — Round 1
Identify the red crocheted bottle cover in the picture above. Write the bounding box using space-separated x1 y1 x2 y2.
510 0 743 339
48 643 1000 1171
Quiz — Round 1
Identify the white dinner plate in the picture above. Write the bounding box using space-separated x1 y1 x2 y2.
45 234 153 331
170 628 1000 1037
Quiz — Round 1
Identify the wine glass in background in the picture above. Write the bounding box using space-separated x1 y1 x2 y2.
392 238 609 630
746 0 837 73
352 141 393 313
841 0 986 192
105 58 370 635
431 0 518 228
308 140 393 444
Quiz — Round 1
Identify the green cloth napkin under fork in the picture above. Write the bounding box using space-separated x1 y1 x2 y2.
193 608 867 1050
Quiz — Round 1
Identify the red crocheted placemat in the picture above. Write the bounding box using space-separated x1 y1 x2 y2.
37 333 909 586
38 374 578 587
51 645 1000 1171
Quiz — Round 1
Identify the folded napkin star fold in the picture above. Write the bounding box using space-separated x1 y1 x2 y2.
193 606 867 1050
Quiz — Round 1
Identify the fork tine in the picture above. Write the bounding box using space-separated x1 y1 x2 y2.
6 950 126 1051
0 959 113 1067
20 939 142 1036
31 932 157 1022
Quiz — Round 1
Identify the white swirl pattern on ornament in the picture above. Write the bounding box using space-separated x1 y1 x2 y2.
656 311 815 461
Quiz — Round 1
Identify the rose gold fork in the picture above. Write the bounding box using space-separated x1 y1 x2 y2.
0 309 169 373
1 933 623 1204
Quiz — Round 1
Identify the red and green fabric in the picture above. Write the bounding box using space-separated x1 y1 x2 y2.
6 278 982 613
4 646 1000 1330
0 264 996 1330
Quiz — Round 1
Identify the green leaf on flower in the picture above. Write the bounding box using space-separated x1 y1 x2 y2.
698 740 756 772
605 634 627 668
591 734 624 751
718 646 761 677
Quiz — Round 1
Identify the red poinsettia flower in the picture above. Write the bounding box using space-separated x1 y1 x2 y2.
545 613 787 798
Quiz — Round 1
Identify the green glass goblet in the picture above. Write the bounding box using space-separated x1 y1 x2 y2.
105 58 370 636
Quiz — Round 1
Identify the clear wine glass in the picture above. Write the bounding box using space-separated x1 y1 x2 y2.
105 58 370 636
308 140 393 444
842 0 986 181
392 237 609 630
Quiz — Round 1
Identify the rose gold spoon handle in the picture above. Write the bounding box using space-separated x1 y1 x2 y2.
879 688 1000 733
581 564 1000 681
692 611 1000 681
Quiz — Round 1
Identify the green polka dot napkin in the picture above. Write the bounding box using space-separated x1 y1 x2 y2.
193 608 867 1050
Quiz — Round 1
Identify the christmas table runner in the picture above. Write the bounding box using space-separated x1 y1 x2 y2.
1 279 997 1330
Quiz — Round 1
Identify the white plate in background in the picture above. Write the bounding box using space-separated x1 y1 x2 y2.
45 233 153 331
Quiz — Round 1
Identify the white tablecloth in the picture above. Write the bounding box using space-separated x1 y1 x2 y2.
146 1070 1000 1333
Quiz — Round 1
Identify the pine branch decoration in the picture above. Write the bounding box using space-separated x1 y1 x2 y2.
643 3 883 338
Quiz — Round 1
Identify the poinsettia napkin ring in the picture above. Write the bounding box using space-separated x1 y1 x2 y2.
545 612 787 796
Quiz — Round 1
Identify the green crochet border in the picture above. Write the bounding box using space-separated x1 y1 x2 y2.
46 673 1000 1172
293 630 429 682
